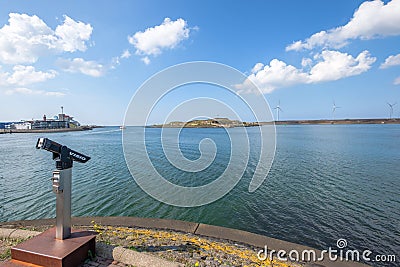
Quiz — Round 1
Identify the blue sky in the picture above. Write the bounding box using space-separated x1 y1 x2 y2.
0 0 400 125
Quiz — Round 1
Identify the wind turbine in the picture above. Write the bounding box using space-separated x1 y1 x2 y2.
332 101 340 120
387 102 397 119
274 100 282 121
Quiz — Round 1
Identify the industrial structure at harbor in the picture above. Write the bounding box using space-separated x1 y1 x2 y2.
0 107 81 130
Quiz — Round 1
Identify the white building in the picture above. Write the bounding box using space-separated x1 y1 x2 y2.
11 122 32 130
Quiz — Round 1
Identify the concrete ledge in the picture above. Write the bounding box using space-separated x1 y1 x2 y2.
194 224 367 267
94 243 184 267
196 223 311 252
112 246 183 267
0 218 55 229
0 217 198 234
71 216 199 234
0 228 40 240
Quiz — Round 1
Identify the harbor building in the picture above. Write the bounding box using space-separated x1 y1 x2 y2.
6 108 81 130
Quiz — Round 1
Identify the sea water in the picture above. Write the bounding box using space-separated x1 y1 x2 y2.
0 125 399 263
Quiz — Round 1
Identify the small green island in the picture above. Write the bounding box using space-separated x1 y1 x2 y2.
151 118 260 128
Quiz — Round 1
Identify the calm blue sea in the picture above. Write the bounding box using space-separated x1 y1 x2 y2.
1 125 399 264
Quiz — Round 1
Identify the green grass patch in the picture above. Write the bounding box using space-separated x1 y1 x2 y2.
0 238 27 261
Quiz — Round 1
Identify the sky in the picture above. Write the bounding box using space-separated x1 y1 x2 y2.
0 0 400 125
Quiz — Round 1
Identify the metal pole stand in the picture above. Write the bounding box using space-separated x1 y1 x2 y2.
52 168 72 240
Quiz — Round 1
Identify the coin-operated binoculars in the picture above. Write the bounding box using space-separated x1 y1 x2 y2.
10 138 94 267
36 137 90 240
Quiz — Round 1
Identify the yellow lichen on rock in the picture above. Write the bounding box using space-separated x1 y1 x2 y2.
89 222 296 267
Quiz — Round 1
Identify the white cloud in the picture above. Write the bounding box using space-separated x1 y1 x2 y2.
57 58 105 77
236 50 376 93
0 13 93 64
286 0 400 51
251 63 264 73
4 87 65 96
380 53 400 69
121 49 131 59
237 59 310 94
394 76 400 85
301 58 313 68
7 65 57 86
55 15 93 52
310 50 375 82
110 57 120 69
128 18 191 63
0 65 57 86
109 50 131 68
1 65 63 97
44 91 66 96
0 67 8 86
141 56 150 65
